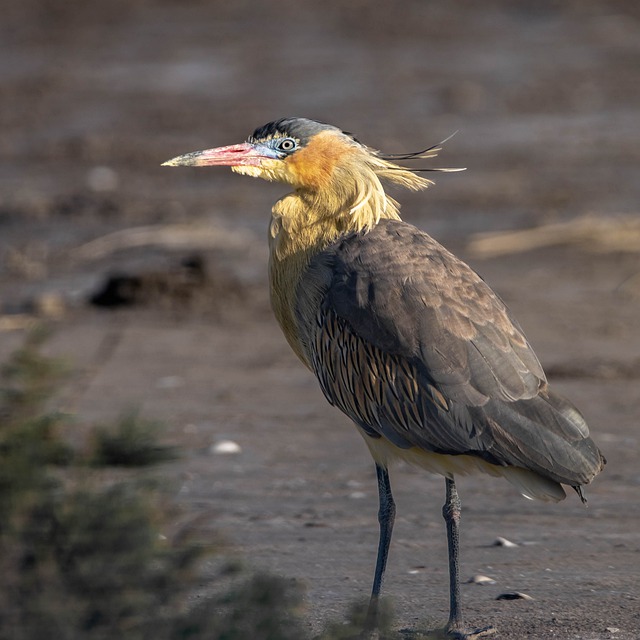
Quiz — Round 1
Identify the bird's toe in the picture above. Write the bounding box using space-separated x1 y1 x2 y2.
445 624 497 639
447 625 498 640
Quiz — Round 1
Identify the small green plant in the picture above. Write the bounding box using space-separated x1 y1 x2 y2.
0 328 73 535
0 330 311 640
317 599 399 640
176 572 308 640
0 327 65 422
4 483 203 640
92 410 177 467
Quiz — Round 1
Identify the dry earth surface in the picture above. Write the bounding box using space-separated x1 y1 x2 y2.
2 1 640 638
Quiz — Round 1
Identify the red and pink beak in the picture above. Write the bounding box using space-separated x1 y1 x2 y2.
162 142 276 168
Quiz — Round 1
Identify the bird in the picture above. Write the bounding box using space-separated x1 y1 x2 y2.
163 117 605 639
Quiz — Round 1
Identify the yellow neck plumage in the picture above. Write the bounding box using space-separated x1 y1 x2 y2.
268 137 434 260
264 132 435 365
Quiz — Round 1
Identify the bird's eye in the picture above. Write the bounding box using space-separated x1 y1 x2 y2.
277 138 297 152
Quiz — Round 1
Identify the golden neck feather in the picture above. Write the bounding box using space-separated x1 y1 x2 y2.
269 145 434 261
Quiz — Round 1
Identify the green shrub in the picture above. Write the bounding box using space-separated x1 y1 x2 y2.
92 410 177 467
0 330 309 640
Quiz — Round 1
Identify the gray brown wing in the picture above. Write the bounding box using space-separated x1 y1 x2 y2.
301 220 546 407
296 220 604 486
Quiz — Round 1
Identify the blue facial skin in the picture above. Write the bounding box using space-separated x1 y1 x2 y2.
256 136 299 160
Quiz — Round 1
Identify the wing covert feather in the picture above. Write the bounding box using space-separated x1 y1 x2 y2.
295 220 604 486
311 220 546 406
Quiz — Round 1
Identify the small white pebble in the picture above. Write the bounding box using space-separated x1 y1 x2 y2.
493 536 518 548
211 440 241 455
467 574 496 585
156 375 184 389
349 491 367 500
605 628 620 634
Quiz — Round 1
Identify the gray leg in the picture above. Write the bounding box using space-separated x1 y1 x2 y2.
363 463 396 633
443 477 464 634
443 477 496 639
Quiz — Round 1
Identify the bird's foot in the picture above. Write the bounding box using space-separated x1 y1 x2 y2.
445 624 496 639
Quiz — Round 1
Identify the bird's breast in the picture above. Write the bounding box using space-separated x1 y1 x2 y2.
269 237 328 370
267 198 349 368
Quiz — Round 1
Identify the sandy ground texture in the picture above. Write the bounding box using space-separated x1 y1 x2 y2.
2 1 640 638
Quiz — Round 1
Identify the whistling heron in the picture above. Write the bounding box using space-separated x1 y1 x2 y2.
163 118 605 638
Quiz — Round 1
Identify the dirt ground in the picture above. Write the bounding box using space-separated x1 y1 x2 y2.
2 1 640 638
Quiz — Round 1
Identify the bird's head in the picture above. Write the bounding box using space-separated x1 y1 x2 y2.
164 117 460 186
163 118 340 187
163 117 462 234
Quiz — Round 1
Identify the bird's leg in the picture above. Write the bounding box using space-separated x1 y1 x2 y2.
443 476 464 635
442 477 495 639
363 463 396 634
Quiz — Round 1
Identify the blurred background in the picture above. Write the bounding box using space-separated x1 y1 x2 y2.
1 1 640 638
